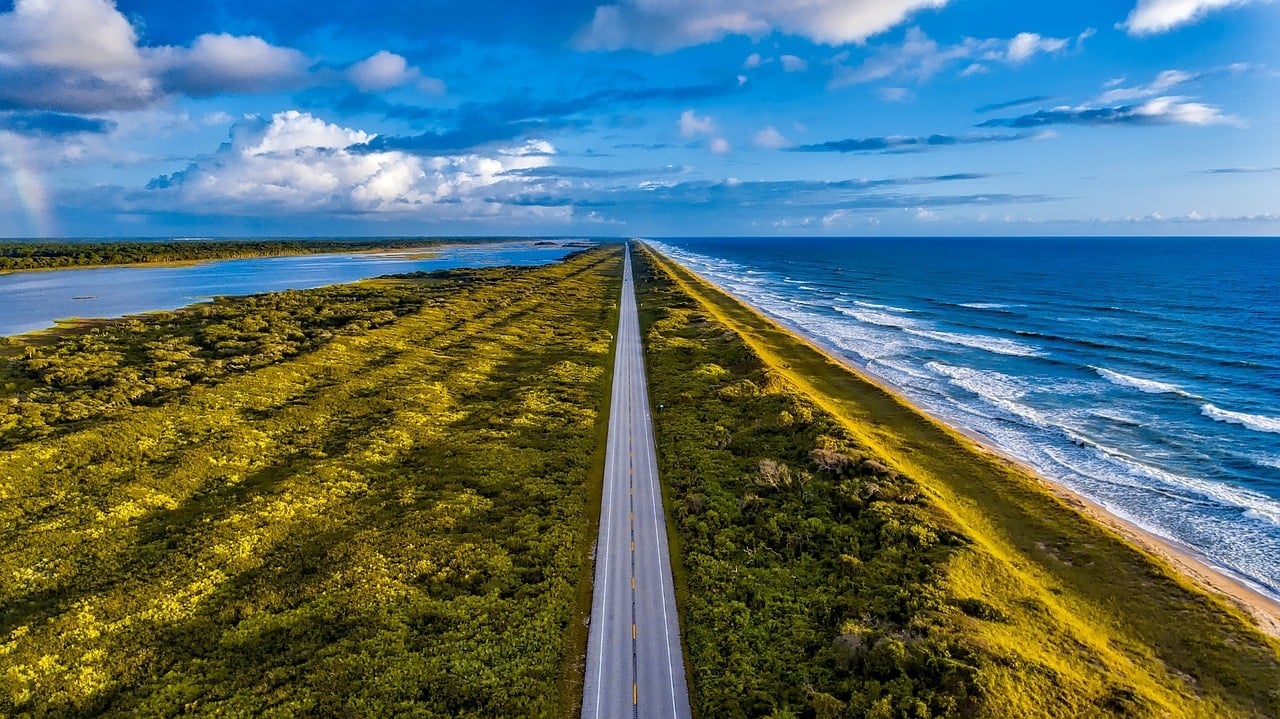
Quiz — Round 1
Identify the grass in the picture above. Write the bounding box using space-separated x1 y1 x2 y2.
0 247 623 717
636 243 1280 719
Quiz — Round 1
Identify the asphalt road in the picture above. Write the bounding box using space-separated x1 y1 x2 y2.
582 245 692 719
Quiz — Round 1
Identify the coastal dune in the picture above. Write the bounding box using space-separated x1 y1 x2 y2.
638 242 1280 718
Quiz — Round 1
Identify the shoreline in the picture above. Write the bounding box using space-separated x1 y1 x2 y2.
646 242 1280 638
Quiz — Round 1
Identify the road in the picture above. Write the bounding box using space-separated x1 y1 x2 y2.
582 244 693 719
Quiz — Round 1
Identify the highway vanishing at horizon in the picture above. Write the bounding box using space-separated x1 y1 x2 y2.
582 245 692 719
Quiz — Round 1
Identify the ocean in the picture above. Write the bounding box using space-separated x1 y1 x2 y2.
648 237 1280 601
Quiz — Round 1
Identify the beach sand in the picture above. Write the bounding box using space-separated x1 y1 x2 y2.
958 430 1280 638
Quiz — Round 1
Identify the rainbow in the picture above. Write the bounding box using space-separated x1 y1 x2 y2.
1 134 56 238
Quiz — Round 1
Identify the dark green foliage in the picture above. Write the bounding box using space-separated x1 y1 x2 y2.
0 283 436 448
634 252 982 719
0 249 622 717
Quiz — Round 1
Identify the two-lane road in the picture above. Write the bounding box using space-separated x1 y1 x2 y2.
582 245 692 719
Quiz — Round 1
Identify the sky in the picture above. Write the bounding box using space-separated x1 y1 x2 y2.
0 0 1277 237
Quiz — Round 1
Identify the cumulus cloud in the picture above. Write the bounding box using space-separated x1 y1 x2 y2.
0 0 314 111
0 0 156 111
710 137 731 154
144 110 561 218
0 0 436 113
151 34 310 96
829 27 1090 88
576 0 949 52
679 110 715 138
753 126 790 149
346 51 446 94
1122 0 1259 35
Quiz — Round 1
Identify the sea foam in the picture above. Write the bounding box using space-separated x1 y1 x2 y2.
906 329 1043 357
1202 405 1280 435
1093 367 1193 397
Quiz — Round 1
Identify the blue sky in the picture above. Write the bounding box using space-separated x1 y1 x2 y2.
0 0 1276 237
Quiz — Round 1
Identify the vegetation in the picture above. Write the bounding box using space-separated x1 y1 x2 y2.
634 245 1280 719
0 247 622 716
0 239 478 272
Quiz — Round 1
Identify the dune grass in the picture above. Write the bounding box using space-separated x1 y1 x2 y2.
0 247 622 717
635 243 1280 718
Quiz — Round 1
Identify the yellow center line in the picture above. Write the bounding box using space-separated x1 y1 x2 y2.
633 683 638 705
631 576 636 589
632 623 637 639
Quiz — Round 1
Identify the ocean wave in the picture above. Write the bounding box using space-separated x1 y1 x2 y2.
1045 440 1280 527
959 302 1019 310
836 307 920 329
1251 454 1280 471
925 362 1051 428
1093 367 1194 397
906 329 1043 357
1202 404 1280 435
852 300 914 313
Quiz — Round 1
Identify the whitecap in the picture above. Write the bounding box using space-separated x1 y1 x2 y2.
835 307 920 329
905 329 1043 357
1202 404 1280 435
852 300 915 313
1093 367 1193 397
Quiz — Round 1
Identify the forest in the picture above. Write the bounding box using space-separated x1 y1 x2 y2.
633 245 1280 719
0 247 621 717
0 239 485 271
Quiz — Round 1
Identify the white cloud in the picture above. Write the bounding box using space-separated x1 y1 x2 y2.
1132 96 1238 125
0 0 155 111
1005 32 1069 63
0 0 440 113
145 110 560 218
346 51 446 94
1122 0 1258 36
576 0 949 52
679 110 715 138
780 54 809 72
744 52 767 69
0 0 144 74
0 0 315 110
1098 69 1198 103
152 34 310 96
829 27 1086 88
710 137 731 154
878 87 914 102
752 126 790 148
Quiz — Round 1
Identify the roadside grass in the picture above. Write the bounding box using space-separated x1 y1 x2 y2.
0 247 622 717
636 244 1280 719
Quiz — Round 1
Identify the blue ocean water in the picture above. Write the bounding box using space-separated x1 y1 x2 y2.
0 240 587 336
649 237 1280 600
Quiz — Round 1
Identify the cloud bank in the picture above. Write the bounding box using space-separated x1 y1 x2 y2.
144 111 562 219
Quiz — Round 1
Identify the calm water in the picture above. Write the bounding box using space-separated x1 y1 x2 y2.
650 237 1280 600
0 241 588 336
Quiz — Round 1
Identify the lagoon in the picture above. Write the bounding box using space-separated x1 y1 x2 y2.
0 240 587 336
